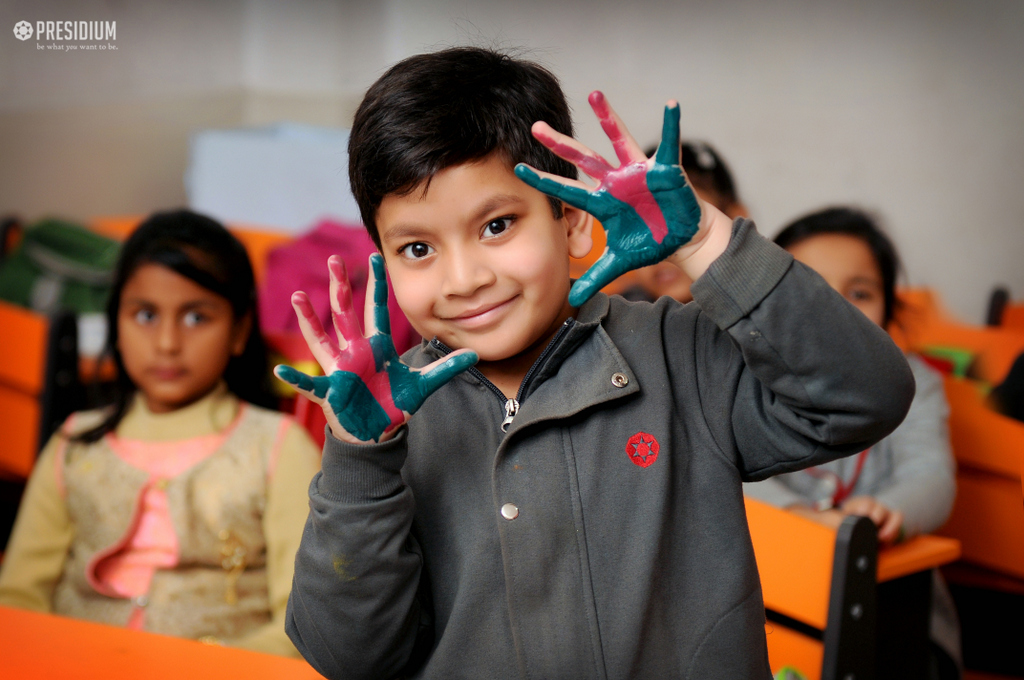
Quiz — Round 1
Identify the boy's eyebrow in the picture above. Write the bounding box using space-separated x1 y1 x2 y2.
381 193 525 243
468 193 524 223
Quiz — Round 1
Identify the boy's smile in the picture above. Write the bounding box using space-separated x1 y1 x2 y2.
377 153 592 391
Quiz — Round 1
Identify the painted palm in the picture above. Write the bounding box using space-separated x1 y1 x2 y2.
515 91 703 307
275 254 477 443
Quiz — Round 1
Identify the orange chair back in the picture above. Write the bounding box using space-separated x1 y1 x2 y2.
747 496 959 680
0 301 48 478
999 301 1024 330
891 288 1024 384
746 497 878 680
938 376 1024 579
0 302 79 480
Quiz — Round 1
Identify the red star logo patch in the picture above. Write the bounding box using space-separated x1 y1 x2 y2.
626 431 660 468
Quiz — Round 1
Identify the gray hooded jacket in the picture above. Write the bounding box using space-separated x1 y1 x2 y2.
286 219 915 680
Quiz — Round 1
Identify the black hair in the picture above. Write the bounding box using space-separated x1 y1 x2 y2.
643 139 740 212
774 207 902 327
75 209 275 443
348 46 577 250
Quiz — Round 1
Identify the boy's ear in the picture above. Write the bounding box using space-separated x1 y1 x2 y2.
564 204 594 260
231 312 253 357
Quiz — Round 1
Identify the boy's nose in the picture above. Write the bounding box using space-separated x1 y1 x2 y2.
441 249 496 297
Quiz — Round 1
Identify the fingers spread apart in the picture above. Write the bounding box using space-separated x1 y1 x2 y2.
291 290 342 369
588 91 646 166
327 255 360 350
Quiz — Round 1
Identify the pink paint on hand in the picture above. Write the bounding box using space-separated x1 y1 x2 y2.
534 125 614 180
589 91 635 166
530 90 667 243
367 371 405 432
293 291 342 362
600 164 670 243
328 256 363 343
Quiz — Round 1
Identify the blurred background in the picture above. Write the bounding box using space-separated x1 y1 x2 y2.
1 0 1022 323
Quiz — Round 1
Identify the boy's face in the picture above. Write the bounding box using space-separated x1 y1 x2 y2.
377 153 592 365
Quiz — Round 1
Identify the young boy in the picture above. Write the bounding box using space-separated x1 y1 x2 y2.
277 47 915 679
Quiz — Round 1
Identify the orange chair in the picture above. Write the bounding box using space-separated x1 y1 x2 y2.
1001 303 1024 331
0 300 80 481
890 289 1024 577
937 376 1024 580
891 288 1024 385
985 286 1024 331
747 497 960 680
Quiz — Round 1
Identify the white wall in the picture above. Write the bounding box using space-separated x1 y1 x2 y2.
2 0 1022 322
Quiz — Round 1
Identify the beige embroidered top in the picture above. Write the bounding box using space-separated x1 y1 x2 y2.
0 384 321 657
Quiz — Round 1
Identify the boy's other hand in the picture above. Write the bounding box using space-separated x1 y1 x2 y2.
274 254 477 444
515 91 731 307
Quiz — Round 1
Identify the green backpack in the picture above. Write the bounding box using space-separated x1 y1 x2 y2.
0 218 120 315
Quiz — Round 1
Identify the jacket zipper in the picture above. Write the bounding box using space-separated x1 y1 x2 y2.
431 318 575 432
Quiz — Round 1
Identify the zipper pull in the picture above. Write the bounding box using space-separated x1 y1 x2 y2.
501 398 520 432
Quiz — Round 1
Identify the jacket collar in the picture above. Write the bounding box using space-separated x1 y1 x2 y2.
507 293 638 436
421 292 639 434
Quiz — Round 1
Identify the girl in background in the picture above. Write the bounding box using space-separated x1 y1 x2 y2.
0 210 320 657
744 206 960 679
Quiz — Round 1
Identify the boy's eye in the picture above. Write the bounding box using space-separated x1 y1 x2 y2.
848 289 875 302
482 217 513 239
133 309 156 325
183 311 207 327
398 242 435 260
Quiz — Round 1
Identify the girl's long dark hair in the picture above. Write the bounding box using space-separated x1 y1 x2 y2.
774 206 902 328
75 210 276 443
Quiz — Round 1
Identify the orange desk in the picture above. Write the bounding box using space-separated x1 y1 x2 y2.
877 534 961 583
750 496 961 680
0 606 324 680
761 536 960 680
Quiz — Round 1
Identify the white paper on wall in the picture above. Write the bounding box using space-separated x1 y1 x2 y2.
185 123 362 233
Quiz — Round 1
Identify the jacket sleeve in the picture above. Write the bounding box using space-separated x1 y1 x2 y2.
0 433 73 611
872 355 956 536
689 218 916 481
285 426 424 680
233 421 322 657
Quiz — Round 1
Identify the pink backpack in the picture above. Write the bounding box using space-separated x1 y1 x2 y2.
259 219 422 355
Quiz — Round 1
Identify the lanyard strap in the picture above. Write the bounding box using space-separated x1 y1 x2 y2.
804 448 870 509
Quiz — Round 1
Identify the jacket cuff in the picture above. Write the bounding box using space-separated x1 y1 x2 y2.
316 426 408 502
690 218 793 329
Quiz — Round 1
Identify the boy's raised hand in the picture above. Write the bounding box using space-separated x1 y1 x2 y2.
515 91 723 307
274 254 478 444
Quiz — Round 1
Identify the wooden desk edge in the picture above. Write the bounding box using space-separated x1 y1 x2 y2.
0 606 324 679
877 535 962 582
